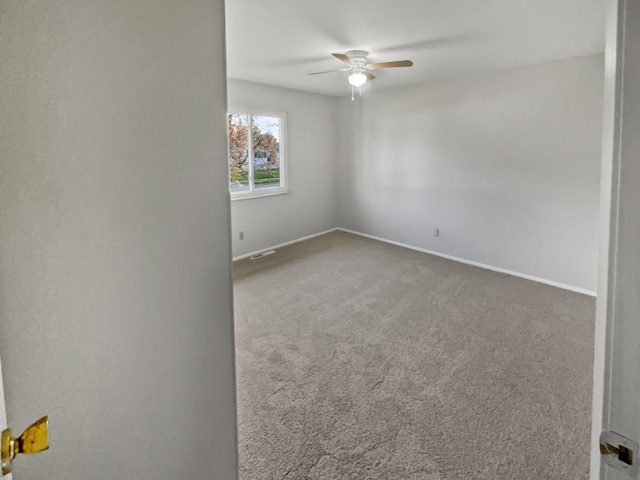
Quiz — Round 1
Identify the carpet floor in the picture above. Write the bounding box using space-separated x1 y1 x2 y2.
233 231 595 479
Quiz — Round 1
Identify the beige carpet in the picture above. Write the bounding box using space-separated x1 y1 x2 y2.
233 231 595 479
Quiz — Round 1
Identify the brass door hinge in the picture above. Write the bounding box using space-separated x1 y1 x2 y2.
600 430 638 477
1 416 49 476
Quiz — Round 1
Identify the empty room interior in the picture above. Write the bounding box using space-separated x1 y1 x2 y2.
225 1 604 478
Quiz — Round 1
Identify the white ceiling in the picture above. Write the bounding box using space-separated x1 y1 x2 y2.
225 0 605 97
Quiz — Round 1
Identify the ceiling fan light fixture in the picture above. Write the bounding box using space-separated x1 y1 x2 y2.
348 72 367 87
308 50 413 94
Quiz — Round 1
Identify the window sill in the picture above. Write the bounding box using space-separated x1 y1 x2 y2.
230 190 291 202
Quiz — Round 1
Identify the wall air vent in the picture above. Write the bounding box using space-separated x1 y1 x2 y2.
250 250 276 260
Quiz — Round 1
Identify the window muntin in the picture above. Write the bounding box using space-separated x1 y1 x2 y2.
228 111 287 198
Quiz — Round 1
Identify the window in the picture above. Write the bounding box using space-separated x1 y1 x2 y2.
227 110 287 198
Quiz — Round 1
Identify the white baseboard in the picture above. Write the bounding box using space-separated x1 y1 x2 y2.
337 228 597 297
232 228 339 261
233 227 596 297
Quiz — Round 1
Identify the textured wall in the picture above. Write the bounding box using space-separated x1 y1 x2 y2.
0 1 238 479
337 55 604 293
227 79 340 258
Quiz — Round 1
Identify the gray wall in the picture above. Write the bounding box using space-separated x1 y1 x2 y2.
0 1 238 479
227 79 340 258
337 55 604 293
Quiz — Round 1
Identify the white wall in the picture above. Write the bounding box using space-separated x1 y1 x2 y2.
0 2 237 479
338 55 604 293
227 79 340 258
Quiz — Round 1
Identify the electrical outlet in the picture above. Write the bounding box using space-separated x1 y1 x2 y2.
239 231 244 240
433 228 440 237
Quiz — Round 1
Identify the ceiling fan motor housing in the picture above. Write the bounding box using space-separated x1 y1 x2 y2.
346 50 369 67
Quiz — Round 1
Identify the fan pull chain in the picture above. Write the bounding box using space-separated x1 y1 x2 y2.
351 85 355 101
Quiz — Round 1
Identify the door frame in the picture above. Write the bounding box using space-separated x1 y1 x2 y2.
591 0 636 478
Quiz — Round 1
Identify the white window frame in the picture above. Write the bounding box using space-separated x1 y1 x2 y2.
227 107 288 200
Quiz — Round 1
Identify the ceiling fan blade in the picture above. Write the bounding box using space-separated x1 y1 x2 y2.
332 53 353 65
364 71 376 80
308 68 349 75
369 60 414 69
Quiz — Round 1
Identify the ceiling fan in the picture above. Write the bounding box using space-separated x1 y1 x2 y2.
308 50 413 88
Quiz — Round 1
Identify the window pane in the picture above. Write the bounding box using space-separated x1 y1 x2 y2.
251 116 281 190
228 114 250 192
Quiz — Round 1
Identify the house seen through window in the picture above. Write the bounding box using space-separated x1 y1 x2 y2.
228 111 287 198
